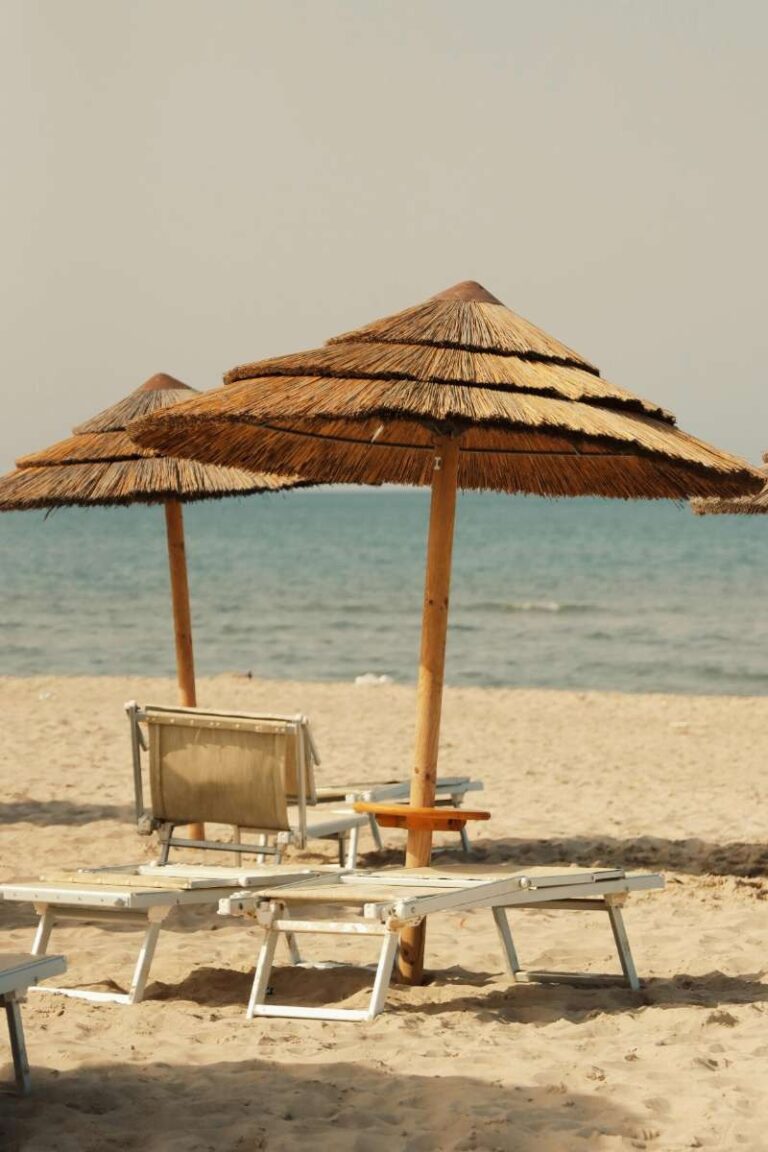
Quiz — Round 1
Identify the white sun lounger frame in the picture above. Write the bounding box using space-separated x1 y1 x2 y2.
0 865 319 1006
1 953 67 1093
220 867 664 1022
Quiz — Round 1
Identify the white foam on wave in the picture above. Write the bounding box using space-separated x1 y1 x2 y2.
468 599 593 614
510 600 562 613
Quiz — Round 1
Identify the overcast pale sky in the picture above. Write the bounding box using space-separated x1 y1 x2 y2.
1 0 766 471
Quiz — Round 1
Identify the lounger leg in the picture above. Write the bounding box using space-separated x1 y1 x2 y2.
31 906 54 956
157 824 173 865
127 913 165 1004
345 823 360 869
255 834 268 866
366 930 399 1020
285 933 302 966
247 918 396 1023
459 825 472 855
606 899 640 991
280 907 302 965
492 906 522 978
4 995 31 1096
368 813 383 851
337 834 346 867
247 930 279 1019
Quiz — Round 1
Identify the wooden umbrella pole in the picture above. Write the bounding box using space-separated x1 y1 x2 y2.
398 436 460 984
164 500 204 840
165 500 197 706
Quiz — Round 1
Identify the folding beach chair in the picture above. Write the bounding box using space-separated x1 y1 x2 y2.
315 777 485 852
219 865 664 1022
129 704 367 867
0 703 365 1005
1 953 66 1093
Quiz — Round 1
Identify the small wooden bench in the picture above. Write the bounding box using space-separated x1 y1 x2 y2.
1 953 67 1094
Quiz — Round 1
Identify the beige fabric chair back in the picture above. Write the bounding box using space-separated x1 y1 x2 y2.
145 709 294 833
283 723 318 806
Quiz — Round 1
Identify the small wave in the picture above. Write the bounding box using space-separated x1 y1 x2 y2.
468 600 592 615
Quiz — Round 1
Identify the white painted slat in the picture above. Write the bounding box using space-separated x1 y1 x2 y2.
271 919 387 936
252 1005 372 1022
0 954 66 996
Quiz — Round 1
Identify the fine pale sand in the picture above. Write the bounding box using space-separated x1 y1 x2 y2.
1 675 767 1151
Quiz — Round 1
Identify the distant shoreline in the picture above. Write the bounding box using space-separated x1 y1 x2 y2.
1 672 765 703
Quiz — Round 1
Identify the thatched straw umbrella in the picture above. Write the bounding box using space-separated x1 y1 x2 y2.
692 453 768 515
130 282 762 980
0 371 297 709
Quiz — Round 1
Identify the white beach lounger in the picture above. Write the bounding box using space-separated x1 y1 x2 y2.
220 865 664 1022
315 777 485 853
1 952 66 1093
0 865 322 1005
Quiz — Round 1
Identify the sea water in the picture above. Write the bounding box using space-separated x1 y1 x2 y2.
0 490 766 694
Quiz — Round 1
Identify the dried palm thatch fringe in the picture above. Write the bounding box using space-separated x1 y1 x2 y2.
130 282 763 500
17 430 158 467
225 343 673 423
0 459 288 510
692 458 768 516
0 373 299 510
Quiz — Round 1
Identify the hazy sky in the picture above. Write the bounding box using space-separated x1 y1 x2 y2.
2 0 766 471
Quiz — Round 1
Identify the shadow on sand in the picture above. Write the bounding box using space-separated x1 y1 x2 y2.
0 800 133 827
140 963 768 1026
0 1056 650 1152
362 833 768 877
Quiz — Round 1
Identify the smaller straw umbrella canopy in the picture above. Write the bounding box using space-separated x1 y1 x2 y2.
0 373 298 708
692 453 768 515
130 282 762 981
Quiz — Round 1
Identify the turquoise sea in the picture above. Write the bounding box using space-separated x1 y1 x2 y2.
0 490 766 695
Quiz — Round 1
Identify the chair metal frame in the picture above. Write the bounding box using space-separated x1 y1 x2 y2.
220 867 664 1022
129 703 363 865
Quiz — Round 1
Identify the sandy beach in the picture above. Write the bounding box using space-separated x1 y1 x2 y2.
1 674 767 1151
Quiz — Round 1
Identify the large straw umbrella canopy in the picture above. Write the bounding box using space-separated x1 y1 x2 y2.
131 282 762 979
0 372 298 709
692 453 768 515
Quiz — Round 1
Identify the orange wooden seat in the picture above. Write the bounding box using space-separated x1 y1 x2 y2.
352 802 490 833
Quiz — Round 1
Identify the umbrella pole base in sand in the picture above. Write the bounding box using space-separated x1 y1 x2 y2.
398 438 459 985
164 500 204 842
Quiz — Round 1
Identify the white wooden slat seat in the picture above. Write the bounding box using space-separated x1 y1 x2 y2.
0 953 66 1093
218 865 665 1022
